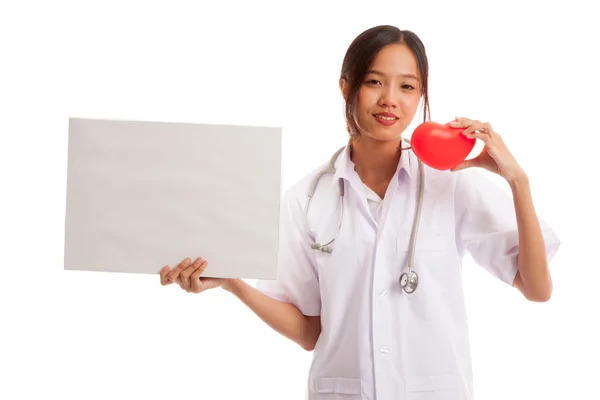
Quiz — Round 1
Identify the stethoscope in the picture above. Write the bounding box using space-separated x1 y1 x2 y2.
303 138 425 294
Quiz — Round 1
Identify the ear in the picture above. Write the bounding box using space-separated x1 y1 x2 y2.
339 78 349 101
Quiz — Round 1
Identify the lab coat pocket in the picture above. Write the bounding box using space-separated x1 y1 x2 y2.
396 234 456 298
405 374 462 400
312 377 365 399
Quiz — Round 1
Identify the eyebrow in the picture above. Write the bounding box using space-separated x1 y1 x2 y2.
367 69 419 81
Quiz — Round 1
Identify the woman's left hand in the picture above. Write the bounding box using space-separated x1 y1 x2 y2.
449 117 527 183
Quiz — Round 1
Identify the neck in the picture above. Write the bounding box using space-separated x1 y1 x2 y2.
350 137 402 184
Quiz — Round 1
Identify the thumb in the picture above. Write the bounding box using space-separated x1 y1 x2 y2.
451 146 487 172
160 265 172 286
451 159 475 172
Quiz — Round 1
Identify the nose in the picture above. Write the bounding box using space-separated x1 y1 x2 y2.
379 86 399 108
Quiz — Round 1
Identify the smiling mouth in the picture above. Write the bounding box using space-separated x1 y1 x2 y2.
374 115 398 121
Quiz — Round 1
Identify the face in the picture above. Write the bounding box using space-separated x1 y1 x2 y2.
342 43 422 142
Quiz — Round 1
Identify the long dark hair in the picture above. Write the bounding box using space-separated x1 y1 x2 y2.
340 25 431 137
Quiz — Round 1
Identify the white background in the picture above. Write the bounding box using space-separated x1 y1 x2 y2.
1 0 598 399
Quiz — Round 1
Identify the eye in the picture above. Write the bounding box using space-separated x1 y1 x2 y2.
402 84 416 90
365 79 382 85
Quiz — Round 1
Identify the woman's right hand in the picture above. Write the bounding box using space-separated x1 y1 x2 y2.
160 257 228 293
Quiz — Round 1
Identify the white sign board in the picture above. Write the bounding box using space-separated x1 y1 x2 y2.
64 118 282 279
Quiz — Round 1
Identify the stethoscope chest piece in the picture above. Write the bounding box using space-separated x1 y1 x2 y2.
399 270 419 294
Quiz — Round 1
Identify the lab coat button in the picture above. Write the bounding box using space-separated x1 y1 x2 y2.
379 290 387 297
380 346 389 354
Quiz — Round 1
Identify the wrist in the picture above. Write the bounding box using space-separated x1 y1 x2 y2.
222 278 244 294
508 171 530 192
507 169 528 187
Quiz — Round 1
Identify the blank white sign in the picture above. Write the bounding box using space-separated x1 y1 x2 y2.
64 118 283 279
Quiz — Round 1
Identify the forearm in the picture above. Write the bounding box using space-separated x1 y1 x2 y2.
509 174 552 300
222 279 320 351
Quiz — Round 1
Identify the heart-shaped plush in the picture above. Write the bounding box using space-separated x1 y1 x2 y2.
410 121 476 170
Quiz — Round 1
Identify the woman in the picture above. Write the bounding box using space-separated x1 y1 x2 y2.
160 25 560 400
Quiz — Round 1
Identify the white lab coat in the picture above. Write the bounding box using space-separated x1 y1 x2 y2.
256 144 561 400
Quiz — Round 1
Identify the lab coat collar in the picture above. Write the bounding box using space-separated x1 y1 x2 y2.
398 143 414 180
330 144 353 190
331 140 413 188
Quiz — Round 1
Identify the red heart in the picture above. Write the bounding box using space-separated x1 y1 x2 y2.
410 121 476 170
